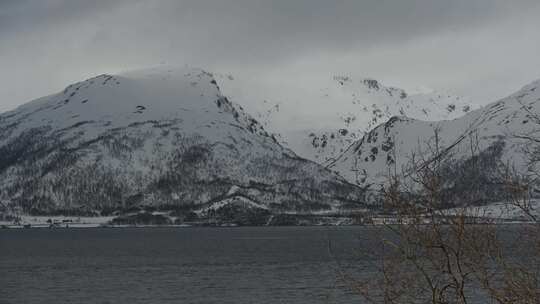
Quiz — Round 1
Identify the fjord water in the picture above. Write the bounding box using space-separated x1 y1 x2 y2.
1 227 375 304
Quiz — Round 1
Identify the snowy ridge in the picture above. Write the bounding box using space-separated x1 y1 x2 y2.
328 79 540 201
216 73 478 164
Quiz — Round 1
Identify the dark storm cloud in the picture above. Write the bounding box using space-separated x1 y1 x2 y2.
2 0 536 64
0 0 540 111
0 0 124 34
143 0 536 65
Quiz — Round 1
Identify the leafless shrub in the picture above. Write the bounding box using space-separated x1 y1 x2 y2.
346 127 540 303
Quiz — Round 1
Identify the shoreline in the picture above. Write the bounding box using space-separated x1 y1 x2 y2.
1 221 536 230
2 207 538 229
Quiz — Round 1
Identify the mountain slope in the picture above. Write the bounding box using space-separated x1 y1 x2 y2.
0 67 364 216
216 74 478 164
328 79 540 201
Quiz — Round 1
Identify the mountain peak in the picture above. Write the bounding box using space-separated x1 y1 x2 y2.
328 78 540 193
0 67 365 216
2 66 278 144
215 72 479 164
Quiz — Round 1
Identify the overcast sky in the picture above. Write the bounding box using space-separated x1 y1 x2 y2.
1 0 540 113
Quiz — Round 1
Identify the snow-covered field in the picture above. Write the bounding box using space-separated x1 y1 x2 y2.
443 199 540 222
0 215 116 228
2 200 537 229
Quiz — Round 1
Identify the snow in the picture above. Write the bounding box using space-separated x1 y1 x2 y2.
443 199 540 221
197 196 270 215
0 216 115 228
2 65 536 217
0 66 285 179
215 73 479 163
328 79 540 188
0 66 364 216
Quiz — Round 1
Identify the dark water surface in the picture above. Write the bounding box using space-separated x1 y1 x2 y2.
0 227 382 304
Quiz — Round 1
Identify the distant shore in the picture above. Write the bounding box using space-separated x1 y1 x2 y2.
1 215 534 229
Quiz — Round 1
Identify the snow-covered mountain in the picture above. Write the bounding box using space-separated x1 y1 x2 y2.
216 74 478 164
328 79 540 202
0 67 365 216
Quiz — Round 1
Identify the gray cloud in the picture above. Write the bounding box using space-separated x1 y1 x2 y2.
1 0 540 112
